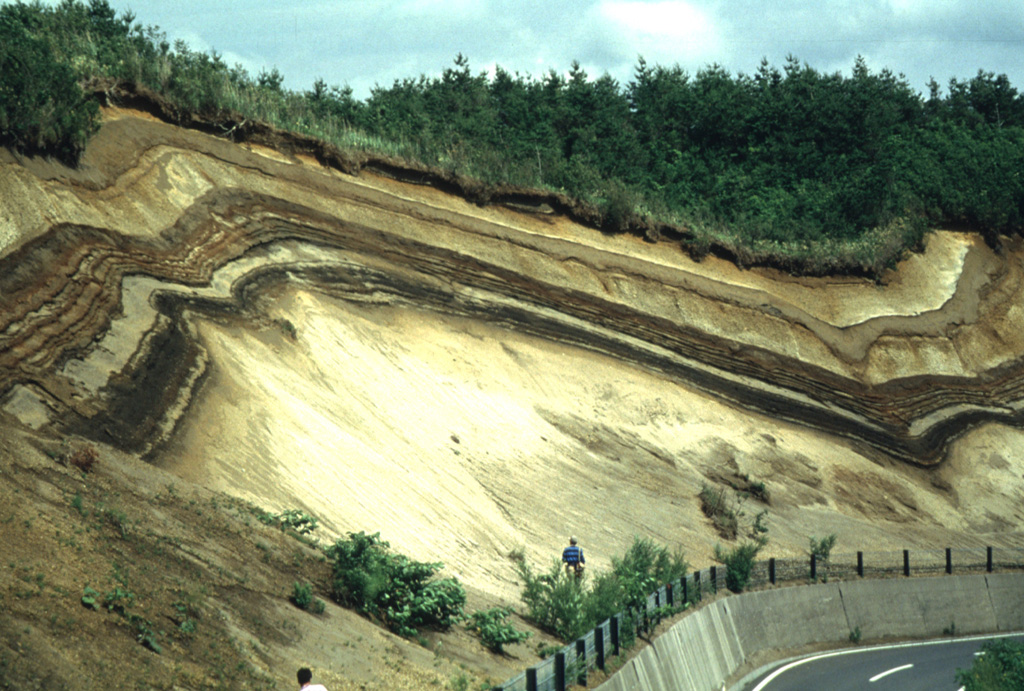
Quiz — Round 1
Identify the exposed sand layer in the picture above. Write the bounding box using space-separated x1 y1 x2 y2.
2 107 1024 608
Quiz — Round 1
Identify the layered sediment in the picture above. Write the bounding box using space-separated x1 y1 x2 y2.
2 108 1023 468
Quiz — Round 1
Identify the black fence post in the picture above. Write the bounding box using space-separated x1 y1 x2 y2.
666 581 674 607
576 638 587 687
526 668 538 691
946 547 952 575
694 571 702 601
610 615 620 657
903 549 910 577
595 626 606 672
654 589 661 623
683 575 689 604
769 557 776 585
555 652 566 691
857 551 864 578
810 553 817 581
710 565 718 592
987 546 993 573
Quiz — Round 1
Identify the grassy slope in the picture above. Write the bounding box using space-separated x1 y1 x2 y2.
0 425 557 690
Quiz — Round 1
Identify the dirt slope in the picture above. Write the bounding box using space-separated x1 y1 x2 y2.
2 107 1024 689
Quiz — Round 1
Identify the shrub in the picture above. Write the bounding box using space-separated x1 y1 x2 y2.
67 444 99 472
808 534 838 563
324 531 465 637
517 537 688 642
0 8 99 161
257 508 319 535
290 582 325 614
713 541 763 593
465 607 531 653
699 484 739 539
956 638 1024 690
515 560 587 641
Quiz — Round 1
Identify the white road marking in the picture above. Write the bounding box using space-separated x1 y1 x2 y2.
749 632 1024 691
869 664 913 682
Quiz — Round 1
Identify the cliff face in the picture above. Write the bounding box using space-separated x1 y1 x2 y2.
2 107 1024 687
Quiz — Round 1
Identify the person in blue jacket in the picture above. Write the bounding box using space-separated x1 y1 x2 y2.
562 535 585 579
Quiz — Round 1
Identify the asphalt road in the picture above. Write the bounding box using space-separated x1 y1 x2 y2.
738 633 1024 691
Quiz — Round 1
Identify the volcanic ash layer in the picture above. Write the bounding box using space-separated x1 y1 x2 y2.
3 109 1024 469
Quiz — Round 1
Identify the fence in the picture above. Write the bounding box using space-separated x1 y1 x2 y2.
494 546 1024 691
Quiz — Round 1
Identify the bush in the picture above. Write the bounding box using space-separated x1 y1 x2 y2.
67 444 99 472
258 508 319 535
699 484 739 539
324 531 465 637
465 607 531 653
516 537 688 642
0 8 98 161
808 534 838 563
713 541 763 593
956 638 1024 690
291 582 325 614
515 559 587 641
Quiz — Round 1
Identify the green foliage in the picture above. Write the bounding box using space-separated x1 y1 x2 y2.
80 586 100 610
465 606 531 653
699 484 739 539
849 626 862 644
290 581 325 614
0 6 98 161
515 559 587 641
257 508 319 535
4 1 1024 269
713 541 764 593
808 534 838 563
324 531 465 637
956 639 1024 691
517 537 687 642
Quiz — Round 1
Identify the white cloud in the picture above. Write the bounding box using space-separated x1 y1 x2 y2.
597 0 722 62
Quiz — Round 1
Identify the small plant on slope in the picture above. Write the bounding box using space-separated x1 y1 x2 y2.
465 607 531 653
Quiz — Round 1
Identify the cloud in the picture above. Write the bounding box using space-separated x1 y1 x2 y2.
597 0 722 62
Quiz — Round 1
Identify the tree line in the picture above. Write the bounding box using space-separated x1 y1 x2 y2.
2 0 1023 272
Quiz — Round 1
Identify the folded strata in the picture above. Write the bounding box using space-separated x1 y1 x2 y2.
2 108 1023 466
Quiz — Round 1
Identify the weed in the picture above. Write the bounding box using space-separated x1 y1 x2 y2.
849 626 862 644
465 607 531 653
67 444 99 472
325 531 465 637
752 510 770 538
290 582 325 615
699 484 739 539
808 534 838 563
713 541 764 593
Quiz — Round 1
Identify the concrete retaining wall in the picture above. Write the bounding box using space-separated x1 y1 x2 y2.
595 573 1024 691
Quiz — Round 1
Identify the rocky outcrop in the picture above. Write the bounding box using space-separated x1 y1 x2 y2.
3 108 1024 468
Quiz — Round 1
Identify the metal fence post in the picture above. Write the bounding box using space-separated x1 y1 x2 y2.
903 549 910 577
987 546 993 573
611 615 620 657
576 638 587 687
710 565 717 592
810 553 817 580
654 589 661 622
555 651 566 691
526 668 538 691
596 625 606 671
857 551 864 578
769 557 776 585
946 547 952 575
694 571 701 601
666 581 674 607
683 575 689 604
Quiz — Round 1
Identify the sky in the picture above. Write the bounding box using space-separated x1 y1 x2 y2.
46 0 1024 99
